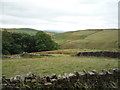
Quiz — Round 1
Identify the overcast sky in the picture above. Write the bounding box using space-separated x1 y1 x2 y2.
0 0 119 32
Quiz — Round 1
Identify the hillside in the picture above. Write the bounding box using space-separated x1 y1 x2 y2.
53 29 119 49
2 28 39 35
2 28 56 36
2 28 119 50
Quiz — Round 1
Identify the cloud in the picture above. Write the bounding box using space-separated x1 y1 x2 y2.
0 0 119 31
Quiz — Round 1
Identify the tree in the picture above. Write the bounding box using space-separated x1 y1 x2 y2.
2 31 13 54
21 34 36 52
2 30 59 55
35 31 59 51
2 31 23 55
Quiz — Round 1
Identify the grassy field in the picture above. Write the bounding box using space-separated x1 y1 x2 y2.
2 28 119 78
2 55 119 78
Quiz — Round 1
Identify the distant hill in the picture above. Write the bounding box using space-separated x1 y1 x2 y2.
44 30 64 33
2 28 39 35
53 29 119 49
2 28 56 36
2 28 119 49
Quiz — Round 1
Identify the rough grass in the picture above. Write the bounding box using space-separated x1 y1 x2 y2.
2 55 119 78
53 29 118 49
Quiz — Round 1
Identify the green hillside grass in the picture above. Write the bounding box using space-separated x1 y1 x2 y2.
3 28 119 50
3 28 39 35
2 28 56 36
53 29 119 49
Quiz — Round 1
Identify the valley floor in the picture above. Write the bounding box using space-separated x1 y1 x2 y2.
2 54 119 77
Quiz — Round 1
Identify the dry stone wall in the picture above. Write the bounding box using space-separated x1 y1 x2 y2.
2 69 120 89
2 53 53 58
74 51 120 58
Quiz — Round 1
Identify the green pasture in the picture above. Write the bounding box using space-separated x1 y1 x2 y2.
2 55 119 78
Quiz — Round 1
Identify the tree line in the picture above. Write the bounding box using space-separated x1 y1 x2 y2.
2 30 59 55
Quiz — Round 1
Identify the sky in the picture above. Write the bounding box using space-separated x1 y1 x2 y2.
0 0 119 32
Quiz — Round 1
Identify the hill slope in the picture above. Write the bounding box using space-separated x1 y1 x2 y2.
2 28 56 36
2 28 39 35
2 28 119 49
53 29 118 49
